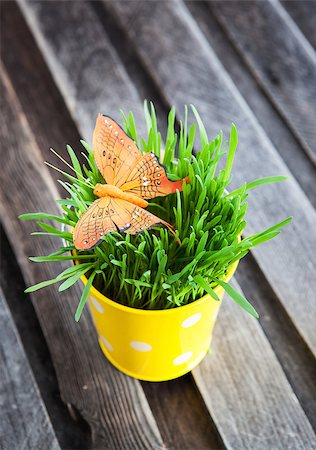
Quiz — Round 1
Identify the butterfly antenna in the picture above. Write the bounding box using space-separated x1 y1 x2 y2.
163 220 181 245
45 161 94 189
50 147 89 184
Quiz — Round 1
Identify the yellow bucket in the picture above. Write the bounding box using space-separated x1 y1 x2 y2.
80 259 239 382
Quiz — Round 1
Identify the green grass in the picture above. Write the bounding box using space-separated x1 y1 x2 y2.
19 102 292 321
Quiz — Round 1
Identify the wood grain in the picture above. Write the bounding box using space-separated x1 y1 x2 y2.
0 65 164 450
2 3 234 448
282 0 316 50
193 281 316 450
208 0 316 165
181 9 316 425
1 1 80 157
106 0 316 359
18 0 145 140
234 253 316 430
15 0 316 448
0 224 91 449
186 0 316 208
141 376 225 450
0 286 60 450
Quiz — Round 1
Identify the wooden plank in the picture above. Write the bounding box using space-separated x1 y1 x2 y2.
2 2 227 450
0 65 163 450
282 0 316 50
105 0 316 359
15 1 316 448
186 0 316 208
0 286 60 450
2 4 226 449
0 223 91 449
194 281 316 450
141 377 225 450
179 11 316 426
0 1 80 161
234 253 316 431
208 0 316 165
18 0 144 140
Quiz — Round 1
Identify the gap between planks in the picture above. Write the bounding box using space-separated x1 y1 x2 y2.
0 224 91 449
14 1 316 448
0 285 60 450
185 0 316 208
104 0 316 361
0 63 164 450
88 4 316 429
0 4 223 448
281 0 316 50
207 0 316 165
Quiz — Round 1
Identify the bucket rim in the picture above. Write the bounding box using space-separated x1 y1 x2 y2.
78 257 239 315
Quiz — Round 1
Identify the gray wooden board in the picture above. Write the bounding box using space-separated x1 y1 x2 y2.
15 1 316 448
209 0 316 165
0 224 90 449
1 1 83 167
193 281 316 450
0 65 163 450
234 253 316 430
106 0 316 359
282 0 316 51
18 0 145 140
141 376 225 450
186 0 316 208
0 286 60 450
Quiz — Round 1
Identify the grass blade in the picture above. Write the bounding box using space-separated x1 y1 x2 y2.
75 272 96 321
215 279 258 318
193 275 220 301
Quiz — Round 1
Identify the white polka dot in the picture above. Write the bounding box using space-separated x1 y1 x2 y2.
100 336 113 352
173 352 192 365
90 297 104 314
181 313 202 328
130 341 152 352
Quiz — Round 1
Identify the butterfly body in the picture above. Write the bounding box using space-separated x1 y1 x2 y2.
73 115 189 250
94 183 148 208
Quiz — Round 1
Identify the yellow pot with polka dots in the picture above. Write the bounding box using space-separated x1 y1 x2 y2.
81 260 239 382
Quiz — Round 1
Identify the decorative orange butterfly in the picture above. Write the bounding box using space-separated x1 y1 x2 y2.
73 114 189 250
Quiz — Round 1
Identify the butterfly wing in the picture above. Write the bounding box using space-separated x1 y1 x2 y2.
93 114 142 187
73 197 116 250
120 152 188 199
73 196 174 250
111 198 174 235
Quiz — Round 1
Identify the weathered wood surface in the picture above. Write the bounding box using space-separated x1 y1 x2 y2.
0 222 91 449
209 0 316 165
0 65 164 450
1 1 80 162
282 0 316 50
0 286 60 450
141 377 225 450
186 0 316 208
11 1 316 448
193 280 316 450
18 0 144 140
181 6 316 425
2 1 316 449
106 0 316 359
20 0 316 362
2 4 225 449
234 253 316 431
